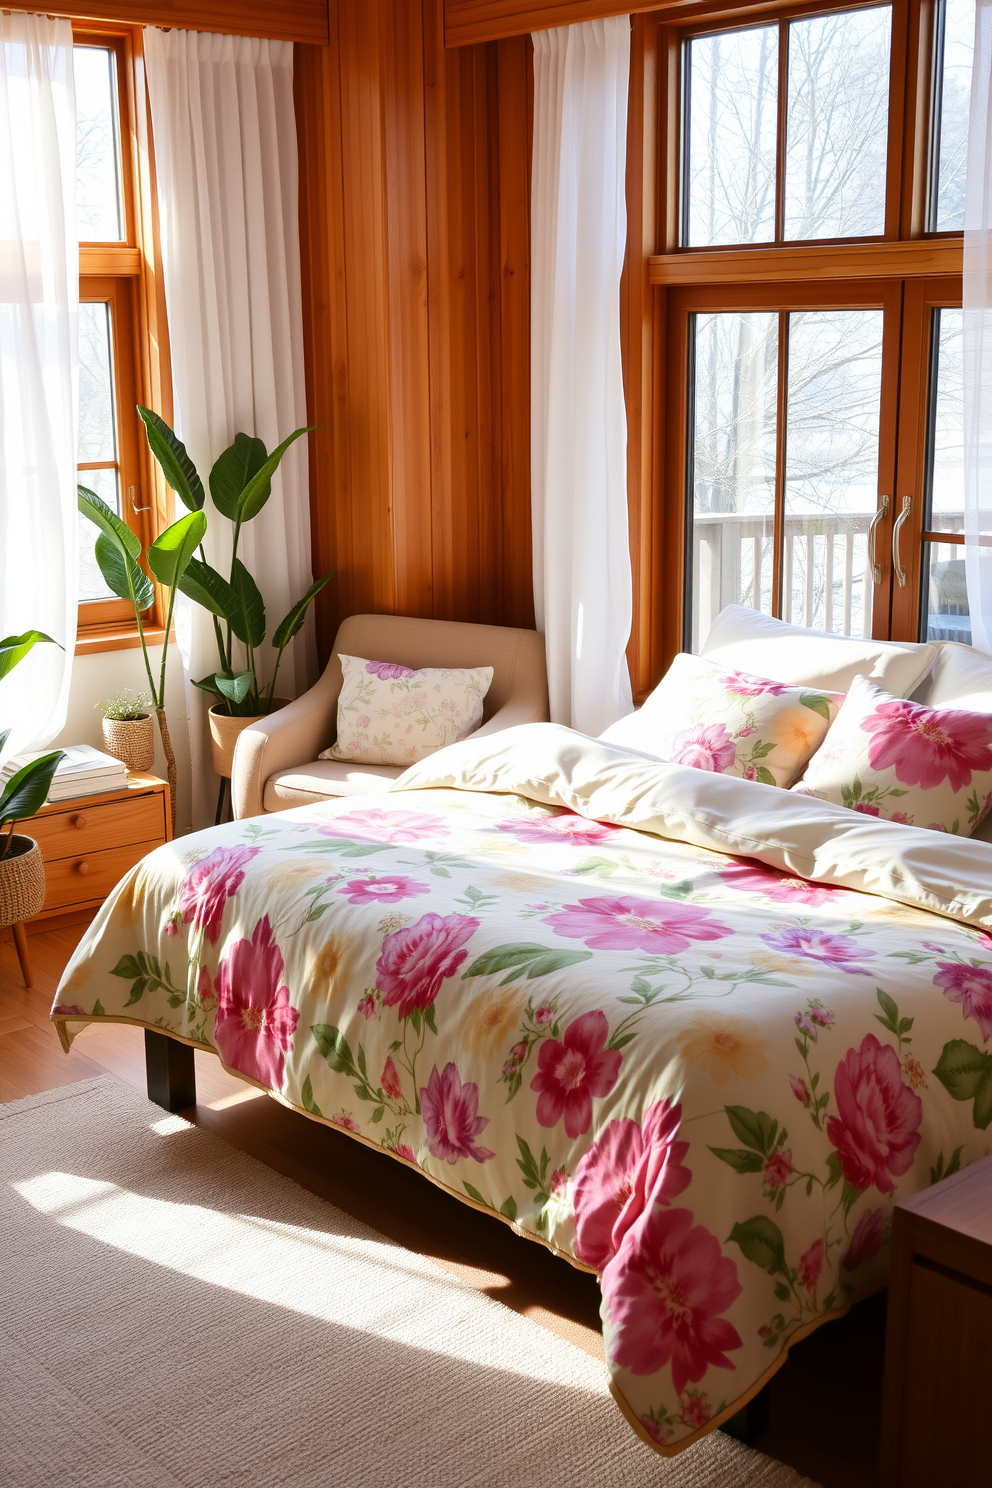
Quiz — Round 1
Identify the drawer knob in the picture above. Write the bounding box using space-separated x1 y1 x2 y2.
73 814 86 829
75 861 91 875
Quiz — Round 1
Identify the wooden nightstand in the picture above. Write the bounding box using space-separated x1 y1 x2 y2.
879 1154 992 1488
2 772 171 985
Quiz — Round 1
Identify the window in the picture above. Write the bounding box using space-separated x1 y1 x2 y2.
652 0 973 660
74 29 167 648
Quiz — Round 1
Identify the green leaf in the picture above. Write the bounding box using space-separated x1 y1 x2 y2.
0 630 61 682
311 1023 355 1076
755 765 776 786
271 573 335 651
147 510 208 588
137 407 204 511
825 1151 843 1189
875 988 899 1034
229 558 266 648
728 1215 787 1275
932 1039 992 1102
709 1146 765 1174
236 426 312 523
178 558 238 621
78 486 140 558
0 751 65 828
209 432 269 519
462 942 592 982
499 1196 518 1221
800 692 833 721
724 1105 779 1156
973 1067 992 1130
92 999 105 1017
123 978 149 1007
463 1182 487 1205
215 671 253 705
370 1105 385 1123
94 533 155 612
110 954 143 979
750 739 775 758
300 1075 322 1116
191 673 225 698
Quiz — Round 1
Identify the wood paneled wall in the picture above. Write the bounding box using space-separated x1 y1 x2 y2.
295 0 534 664
3 0 328 43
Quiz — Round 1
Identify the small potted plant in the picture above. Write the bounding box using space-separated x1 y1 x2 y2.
98 687 155 773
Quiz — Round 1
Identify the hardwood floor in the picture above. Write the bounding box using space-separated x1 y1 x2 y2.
2 921 885 1486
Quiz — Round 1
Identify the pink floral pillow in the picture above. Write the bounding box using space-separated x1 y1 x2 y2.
600 652 843 787
321 654 494 767
795 674 992 835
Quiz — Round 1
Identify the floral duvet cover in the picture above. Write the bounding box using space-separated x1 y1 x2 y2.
53 728 992 1454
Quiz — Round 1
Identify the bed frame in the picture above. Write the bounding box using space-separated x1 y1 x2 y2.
145 1029 196 1112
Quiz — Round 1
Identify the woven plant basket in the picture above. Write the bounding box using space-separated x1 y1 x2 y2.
209 699 288 780
102 714 155 773
0 836 46 928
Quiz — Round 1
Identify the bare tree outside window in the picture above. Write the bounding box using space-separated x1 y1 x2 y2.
934 0 974 231
686 28 778 246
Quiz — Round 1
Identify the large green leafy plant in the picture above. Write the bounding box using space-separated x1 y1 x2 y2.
136 409 332 718
0 631 65 859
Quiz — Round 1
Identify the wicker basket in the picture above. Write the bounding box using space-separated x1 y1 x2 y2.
102 713 155 773
0 835 46 928
209 699 289 779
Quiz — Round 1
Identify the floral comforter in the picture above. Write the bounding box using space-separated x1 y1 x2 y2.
52 727 992 1454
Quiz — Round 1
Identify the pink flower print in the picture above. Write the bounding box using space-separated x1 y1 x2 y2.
927 822 947 833
332 1112 361 1134
853 802 881 817
719 670 791 698
902 1055 927 1090
760 926 875 976
890 812 913 826
790 1075 811 1107
530 1010 623 1139
842 1208 887 1271
602 1206 743 1391
640 1416 670 1447
719 857 840 905
933 961 992 1042
177 845 260 947
668 722 737 774
197 965 216 1011
763 1150 792 1195
366 659 416 680
573 1098 691 1272
861 697 992 791
381 1057 403 1100
497 812 619 847
549 1167 569 1196
52 1004 86 1017
338 875 430 906
680 1392 711 1429
214 916 300 1090
826 1034 923 1193
534 1003 553 1026
509 1041 527 1063
391 1143 417 1163
743 765 757 781
357 993 377 1020
544 895 733 954
799 1239 824 1292
419 1062 495 1165
376 913 479 1018
318 808 449 844
795 1011 816 1037
809 1002 834 1028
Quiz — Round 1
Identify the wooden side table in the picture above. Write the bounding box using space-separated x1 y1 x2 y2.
879 1154 992 1488
3 771 170 986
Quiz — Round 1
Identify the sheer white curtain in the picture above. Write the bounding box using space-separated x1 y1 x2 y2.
144 29 314 827
965 0 992 653
531 18 633 736
0 14 77 765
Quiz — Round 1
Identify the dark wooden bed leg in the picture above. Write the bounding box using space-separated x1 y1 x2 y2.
145 1029 196 1112
722 1382 771 1444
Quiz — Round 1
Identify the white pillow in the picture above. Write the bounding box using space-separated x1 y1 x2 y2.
925 642 992 712
701 605 937 697
321 654 493 767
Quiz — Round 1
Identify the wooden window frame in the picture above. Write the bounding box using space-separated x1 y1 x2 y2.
635 0 964 676
74 23 173 655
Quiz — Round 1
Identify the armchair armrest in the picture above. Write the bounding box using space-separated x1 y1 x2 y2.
231 665 342 820
472 694 549 739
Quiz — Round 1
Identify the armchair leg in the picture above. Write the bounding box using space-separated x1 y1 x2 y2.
145 1029 196 1112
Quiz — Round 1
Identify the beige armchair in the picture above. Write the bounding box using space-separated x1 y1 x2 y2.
232 613 549 819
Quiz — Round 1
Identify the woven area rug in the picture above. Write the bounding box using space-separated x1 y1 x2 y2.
1 1077 820 1488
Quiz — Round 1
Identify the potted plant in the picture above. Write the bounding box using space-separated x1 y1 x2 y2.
135 409 333 780
0 631 66 951
97 687 155 773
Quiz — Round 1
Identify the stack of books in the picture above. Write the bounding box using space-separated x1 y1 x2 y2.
1 744 129 802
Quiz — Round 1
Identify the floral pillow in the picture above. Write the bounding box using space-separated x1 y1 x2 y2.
794 673 992 835
599 652 843 787
321 654 494 767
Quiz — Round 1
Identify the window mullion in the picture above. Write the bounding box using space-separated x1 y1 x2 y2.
772 308 789 616
775 17 789 244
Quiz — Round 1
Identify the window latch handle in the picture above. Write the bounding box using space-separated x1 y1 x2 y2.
892 496 912 588
868 495 890 584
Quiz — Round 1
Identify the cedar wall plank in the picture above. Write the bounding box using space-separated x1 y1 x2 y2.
444 0 659 47
2 0 329 43
295 0 534 665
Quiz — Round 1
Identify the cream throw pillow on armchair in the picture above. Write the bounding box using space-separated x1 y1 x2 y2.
321 654 494 767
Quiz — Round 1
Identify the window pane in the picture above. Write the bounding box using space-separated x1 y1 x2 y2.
927 307 964 534
784 309 884 636
79 301 117 462
784 8 892 241
923 540 971 643
933 0 974 231
690 311 778 649
685 27 778 247
74 46 123 241
77 466 120 602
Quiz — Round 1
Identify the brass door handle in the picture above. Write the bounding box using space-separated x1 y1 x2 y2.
892 496 912 588
868 495 889 584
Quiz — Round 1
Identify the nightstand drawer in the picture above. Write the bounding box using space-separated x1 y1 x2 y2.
28 793 165 861
41 839 160 912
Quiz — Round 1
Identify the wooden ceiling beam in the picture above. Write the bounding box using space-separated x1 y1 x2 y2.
0 0 329 45
444 1 662 47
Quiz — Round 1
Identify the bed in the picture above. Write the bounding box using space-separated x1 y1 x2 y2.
51 722 992 1455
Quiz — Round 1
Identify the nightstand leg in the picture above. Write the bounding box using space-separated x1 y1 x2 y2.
11 922 32 987
145 1029 196 1112
214 777 228 825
